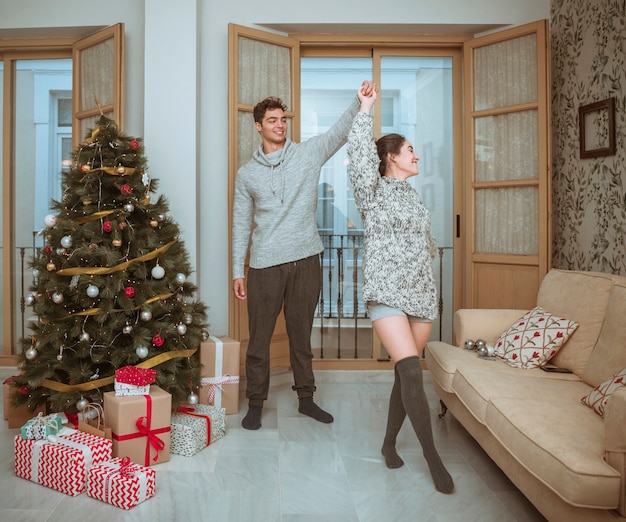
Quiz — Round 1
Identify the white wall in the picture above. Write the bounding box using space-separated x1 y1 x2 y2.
0 0 550 336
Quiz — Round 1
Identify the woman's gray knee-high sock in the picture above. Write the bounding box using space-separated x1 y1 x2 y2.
381 365 407 468
396 356 454 493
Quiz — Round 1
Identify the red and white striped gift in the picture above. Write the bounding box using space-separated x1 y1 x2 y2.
88 456 156 509
14 427 112 496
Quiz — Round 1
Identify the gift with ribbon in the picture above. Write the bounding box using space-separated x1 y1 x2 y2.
104 385 171 466
170 404 226 457
14 426 113 496
198 335 241 414
20 412 64 440
114 366 157 396
4 376 45 428
87 456 156 509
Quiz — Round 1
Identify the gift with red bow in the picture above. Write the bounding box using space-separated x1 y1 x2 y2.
114 366 157 396
14 427 112 496
170 404 226 457
87 456 156 509
104 385 171 466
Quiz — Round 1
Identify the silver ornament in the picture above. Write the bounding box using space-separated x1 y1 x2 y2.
25 293 35 306
464 339 475 351
475 339 486 350
123 323 133 335
175 272 186 284
151 265 165 279
25 347 38 360
60 235 73 248
79 331 91 342
76 397 89 411
44 214 57 227
183 313 193 325
124 203 135 213
187 392 199 405
478 345 489 357
136 345 149 358
86 284 100 298
176 323 187 335
140 310 152 321
52 292 64 304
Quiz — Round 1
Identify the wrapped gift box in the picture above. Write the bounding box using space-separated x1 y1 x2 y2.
14 427 112 496
199 335 240 414
20 412 63 440
4 376 46 428
104 385 171 466
88 456 156 509
114 366 156 396
170 404 226 457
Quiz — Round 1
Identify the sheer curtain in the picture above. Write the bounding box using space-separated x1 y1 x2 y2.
473 34 539 256
237 37 291 165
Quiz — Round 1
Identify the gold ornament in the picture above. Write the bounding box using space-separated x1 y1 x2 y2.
81 164 91 173
150 219 158 228
83 199 92 206
112 238 122 247
117 166 126 174
46 262 57 271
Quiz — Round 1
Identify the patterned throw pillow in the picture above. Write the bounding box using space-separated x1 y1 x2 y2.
494 306 579 369
581 368 626 417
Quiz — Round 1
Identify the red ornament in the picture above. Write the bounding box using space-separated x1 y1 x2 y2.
102 221 112 232
152 334 165 347
44 246 52 254
130 139 139 150
19 385 29 395
124 286 135 298
120 183 133 195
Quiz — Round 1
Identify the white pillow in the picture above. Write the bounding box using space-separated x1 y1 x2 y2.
494 306 579 369
581 367 626 417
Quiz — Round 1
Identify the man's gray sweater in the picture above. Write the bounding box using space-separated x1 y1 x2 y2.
232 99 359 280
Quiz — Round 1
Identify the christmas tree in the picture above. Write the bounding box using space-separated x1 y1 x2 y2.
12 115 208 414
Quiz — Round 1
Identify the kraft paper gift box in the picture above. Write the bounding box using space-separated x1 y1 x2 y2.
199 335 241 414
87 456 156 509
104 385 171 467
170 404 226 457
14 427 113 496
4 376 45 428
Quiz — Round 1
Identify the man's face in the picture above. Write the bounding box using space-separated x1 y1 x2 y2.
255 108 287 152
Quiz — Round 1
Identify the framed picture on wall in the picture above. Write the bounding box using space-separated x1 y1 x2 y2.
579 97 616 159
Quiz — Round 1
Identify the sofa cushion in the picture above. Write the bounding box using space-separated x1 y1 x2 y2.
583 282 626 387
581 367 626 417
452 366 588 424
486 396 621 509
536 269 614 377
425 341 579 394
494 307 578 369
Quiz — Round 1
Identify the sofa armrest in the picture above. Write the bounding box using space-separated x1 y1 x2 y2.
453 309 528 347
604 386 626 516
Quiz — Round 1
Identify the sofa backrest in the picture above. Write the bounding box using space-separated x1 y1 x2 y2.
536 269 616 377
583 280 626 387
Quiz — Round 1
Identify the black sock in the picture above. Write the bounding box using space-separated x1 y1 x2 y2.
298 397 333 423
242 405 262 430
381 365 406 468
396 356 454 494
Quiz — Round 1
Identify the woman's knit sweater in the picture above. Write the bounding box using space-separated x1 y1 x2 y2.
347 112 438 320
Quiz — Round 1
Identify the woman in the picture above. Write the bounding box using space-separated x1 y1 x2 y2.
347 85 454 494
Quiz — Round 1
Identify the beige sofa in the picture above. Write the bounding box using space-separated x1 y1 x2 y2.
425 269 626 522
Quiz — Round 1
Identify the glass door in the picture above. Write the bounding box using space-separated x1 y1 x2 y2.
302 52 456 359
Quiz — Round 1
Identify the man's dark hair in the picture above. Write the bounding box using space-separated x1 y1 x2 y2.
253 96 288 124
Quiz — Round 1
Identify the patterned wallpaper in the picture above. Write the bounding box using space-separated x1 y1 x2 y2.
550 0 626 273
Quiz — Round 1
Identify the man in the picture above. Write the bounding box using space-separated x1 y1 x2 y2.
232 81 377 430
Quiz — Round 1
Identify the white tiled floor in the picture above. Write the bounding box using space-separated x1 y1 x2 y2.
0 366 546 522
